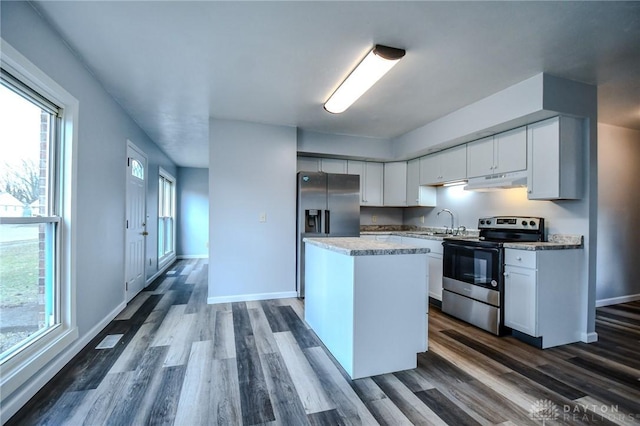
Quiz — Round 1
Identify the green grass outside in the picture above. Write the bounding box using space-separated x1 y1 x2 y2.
0 240 39 307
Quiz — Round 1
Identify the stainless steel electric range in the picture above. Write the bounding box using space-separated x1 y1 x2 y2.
441 216 545 335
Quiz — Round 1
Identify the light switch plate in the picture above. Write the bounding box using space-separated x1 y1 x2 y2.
259 212 267 223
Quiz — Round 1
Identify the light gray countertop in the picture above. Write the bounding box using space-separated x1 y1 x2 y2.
360 230 583 250
304 237 431 257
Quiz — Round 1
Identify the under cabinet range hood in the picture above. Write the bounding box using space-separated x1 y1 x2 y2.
464 171 528 191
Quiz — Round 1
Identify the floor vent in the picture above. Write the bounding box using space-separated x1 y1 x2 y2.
95 334 124 349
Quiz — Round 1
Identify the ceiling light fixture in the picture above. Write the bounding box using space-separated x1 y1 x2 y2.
324 44 406 114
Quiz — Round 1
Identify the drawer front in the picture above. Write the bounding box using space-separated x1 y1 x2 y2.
505 249 536 268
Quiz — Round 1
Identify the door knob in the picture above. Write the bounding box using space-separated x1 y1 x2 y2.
142 231 149 236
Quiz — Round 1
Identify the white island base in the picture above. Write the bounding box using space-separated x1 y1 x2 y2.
304 238 428 379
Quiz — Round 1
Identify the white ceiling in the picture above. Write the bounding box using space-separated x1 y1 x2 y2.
32 1 640 168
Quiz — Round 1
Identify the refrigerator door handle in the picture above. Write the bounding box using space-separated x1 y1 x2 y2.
325 210 330 235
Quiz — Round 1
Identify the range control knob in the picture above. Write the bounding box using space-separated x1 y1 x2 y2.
521 220 528 226
480 219 485 225
486 220 492 225
529 220 536 226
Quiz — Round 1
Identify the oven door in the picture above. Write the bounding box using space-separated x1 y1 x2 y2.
442 241 503 293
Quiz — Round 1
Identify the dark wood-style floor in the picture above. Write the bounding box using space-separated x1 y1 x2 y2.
7 259 640 425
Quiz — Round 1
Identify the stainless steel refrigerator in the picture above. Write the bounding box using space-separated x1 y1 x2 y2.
296 172 360 298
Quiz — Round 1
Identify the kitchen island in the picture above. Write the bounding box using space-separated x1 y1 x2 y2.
303 237 429 379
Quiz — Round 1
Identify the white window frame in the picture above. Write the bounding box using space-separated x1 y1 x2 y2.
0 39 78 406
158 167 176 267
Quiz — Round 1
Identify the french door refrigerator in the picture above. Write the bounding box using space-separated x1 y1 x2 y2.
296 172 360 298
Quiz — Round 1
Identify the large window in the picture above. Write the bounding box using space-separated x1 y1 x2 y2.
158 169 176 265
0 40 77 404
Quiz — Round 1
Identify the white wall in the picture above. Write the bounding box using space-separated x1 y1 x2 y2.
1 1 176 417
596 124 640 305
209 119 297 303
177 167 209 258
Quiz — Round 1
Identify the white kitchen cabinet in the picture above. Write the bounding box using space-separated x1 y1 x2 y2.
347 161 383 206
297 156 320 172
419 145 467 185
304 242 428 378
527 116 583 200
503 262 537 336
320 158 348 174
407 158 437 207
384 162 407 206
466 127 527 178
402 236 443 302
503 248 582 348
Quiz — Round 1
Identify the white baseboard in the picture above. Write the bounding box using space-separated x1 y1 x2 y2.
177 254 208 259
1 301 126 423
146 257 177 285
207 291 298 305
581 331 599 343
596 293 640 307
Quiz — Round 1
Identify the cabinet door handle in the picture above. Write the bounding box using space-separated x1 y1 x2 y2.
516 256 522 261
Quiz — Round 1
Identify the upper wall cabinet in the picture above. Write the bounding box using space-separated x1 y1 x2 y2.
347 160 384 206
297 157 348 174
297 156 320 172
419 145 467 185
320 158 348 174
383 162 407 206
527 116 583 200
407 158 437 207
467 127 527 178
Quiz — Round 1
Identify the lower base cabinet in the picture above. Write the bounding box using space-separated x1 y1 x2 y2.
504 248 581 348
402 237 444 301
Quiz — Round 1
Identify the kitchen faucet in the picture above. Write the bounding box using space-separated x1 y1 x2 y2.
437 208 455 234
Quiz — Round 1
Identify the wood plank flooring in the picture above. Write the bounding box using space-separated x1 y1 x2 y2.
7 259 640 425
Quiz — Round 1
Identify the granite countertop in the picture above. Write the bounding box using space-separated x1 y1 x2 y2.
361 228 584 250
503 234 583 251
360 226 478 241
304 237 431 257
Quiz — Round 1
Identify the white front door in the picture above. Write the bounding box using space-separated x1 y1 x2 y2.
125 142 147 302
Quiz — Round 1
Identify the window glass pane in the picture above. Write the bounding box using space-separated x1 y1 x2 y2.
158 177 164 216
0 77 58 364
0 223 56 360
131 159 144 180
158 217 165 258
0 84 51 216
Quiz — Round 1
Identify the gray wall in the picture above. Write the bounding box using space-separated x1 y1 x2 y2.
177 167 209 257
209 119 297 302
1 0 176 407
361 207 404 226
596 124 640 304
297 128 392 161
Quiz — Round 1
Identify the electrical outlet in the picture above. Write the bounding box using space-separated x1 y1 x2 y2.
372 215 377 224
259 212 267 223
421 215 425 224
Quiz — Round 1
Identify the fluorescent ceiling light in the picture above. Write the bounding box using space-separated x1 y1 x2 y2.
442 180 468 187
324 45 405 114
